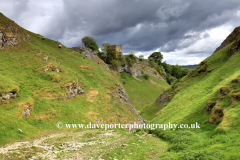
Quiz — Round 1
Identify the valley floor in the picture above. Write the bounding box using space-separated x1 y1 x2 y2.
0 129 169 160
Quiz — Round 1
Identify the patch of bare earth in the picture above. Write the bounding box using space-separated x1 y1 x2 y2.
133 77 142 82
87 88 99 102
149 79 165 88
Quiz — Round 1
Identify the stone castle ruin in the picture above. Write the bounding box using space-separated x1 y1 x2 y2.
106 45 123 63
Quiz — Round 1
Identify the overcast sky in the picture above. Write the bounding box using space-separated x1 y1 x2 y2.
1 0 240 65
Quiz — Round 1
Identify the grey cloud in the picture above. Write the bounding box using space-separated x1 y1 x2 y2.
34 0 240 55
1 0 240 64
156 3 190 21
11 0 29 19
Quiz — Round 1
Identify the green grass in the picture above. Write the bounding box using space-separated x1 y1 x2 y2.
120 72 169 111
140 102 165 121
89 129 170 160
0 14 140 146
0 73 19 94
146 38 240 158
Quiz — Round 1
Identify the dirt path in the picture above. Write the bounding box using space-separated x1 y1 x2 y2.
0 129 126 160
0 129 167 160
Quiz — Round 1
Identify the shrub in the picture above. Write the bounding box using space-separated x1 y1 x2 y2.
155 65 166 75
97 51 107 62
148 52 163 65
126 52 137 66
143 74 150 80
148 57 156 68
82 36 99 51
166 73 174 85
139 55 144 61
110 59 121 70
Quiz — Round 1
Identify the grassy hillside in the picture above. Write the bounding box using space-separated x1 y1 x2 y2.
0 13 141 145
140 102 165 121
119 72 169 112
146 27 240 159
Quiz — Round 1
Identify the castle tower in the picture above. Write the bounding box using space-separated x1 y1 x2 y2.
106 45 123 63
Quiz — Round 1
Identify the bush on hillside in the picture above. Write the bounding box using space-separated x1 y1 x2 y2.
148 57 156 68
110 59 121 70
82 36 99 51
166 73 174 84
148 52 163 65
97 51 107 62
139 55 144 61
143 74 150 80
161 61 190 79
126 51 137 66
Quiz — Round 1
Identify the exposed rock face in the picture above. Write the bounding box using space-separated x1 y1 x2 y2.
115 84 145 125
156 90 170 106
22 105 31 117
1 92 18 102
116 84 130 102
0 31 3 48
44 64 62 73
0 31 30 49
65 83 84 99
118 60 166 81
214 26 240 53
0 30 18 48
0 13 31 49
228 38 240 58
71 47 166 81
43 56 48 62
71 46 110 71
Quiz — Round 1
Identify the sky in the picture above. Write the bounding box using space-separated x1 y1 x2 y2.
1 0 240 65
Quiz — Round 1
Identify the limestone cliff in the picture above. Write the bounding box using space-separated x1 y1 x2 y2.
119 59 166 81
71 46 110 71
71 46 166 82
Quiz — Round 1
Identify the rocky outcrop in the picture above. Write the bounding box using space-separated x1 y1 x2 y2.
0 13 31 49
0 31 3 48
71 46 110 71
65 83 84 99
118 60 166 81
43 63 62 73
214 26 240 53
71 47 166 81
1 92 18 102
115 84 145 125
0 26 31 49
156 90 170 106
0 30 18 48
228 37 240 58
22 105 31 117
116 84 130 102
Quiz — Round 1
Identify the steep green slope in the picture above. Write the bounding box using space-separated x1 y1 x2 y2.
0 13 141 145
140 102 165 121
119 72 169 112
147 27 240 159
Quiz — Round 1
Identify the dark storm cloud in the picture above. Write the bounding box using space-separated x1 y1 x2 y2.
41 0 240 54
1 0 240 64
